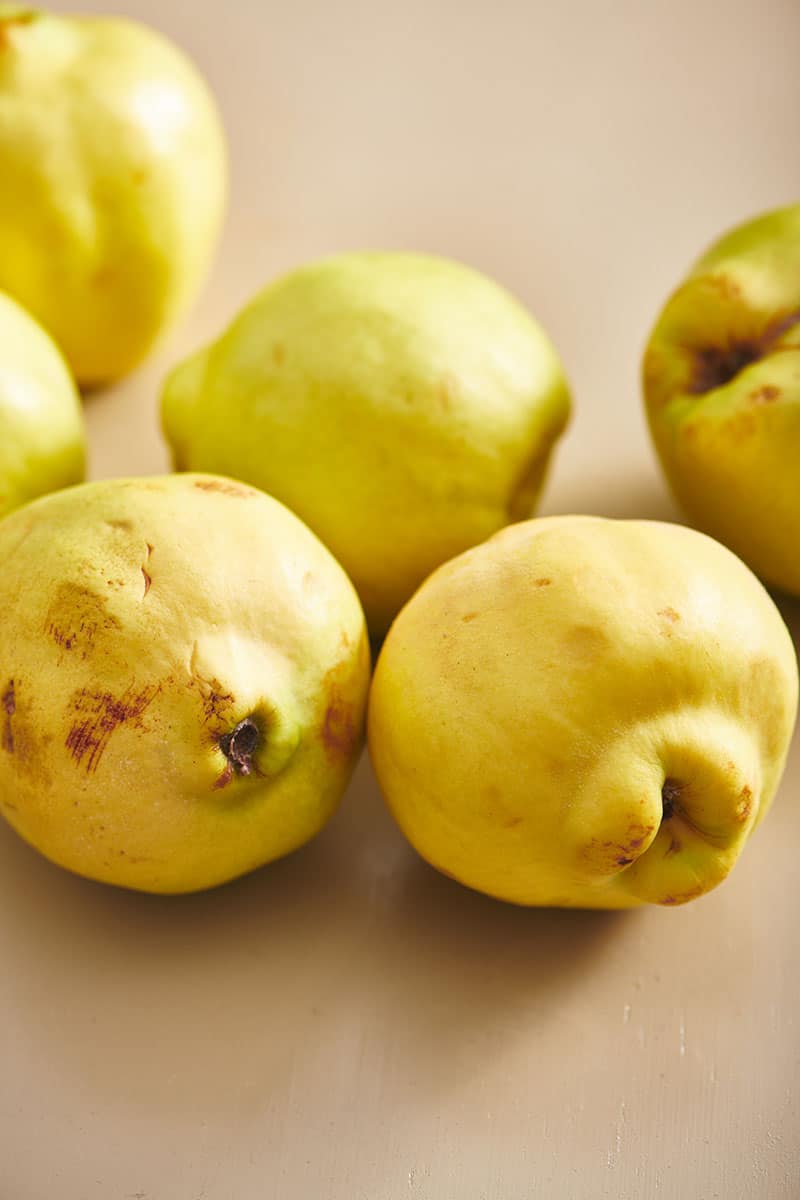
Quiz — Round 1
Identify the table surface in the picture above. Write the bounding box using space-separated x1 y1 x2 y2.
2 1 800 1197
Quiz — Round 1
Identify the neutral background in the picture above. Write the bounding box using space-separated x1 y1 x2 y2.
2 1 800 1197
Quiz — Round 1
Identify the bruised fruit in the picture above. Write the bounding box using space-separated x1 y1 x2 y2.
0 474 370 893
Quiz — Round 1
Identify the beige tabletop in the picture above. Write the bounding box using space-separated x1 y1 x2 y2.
2 1 800 1197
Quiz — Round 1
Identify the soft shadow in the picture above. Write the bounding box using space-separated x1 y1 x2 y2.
0 753 639 1118
79 381 116 401
541 460 683 523
773 589 800 651
351 842 634 1094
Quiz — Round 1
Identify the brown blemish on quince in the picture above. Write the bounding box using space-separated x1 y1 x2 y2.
186 644 238 734
687 301 800 395
2 680 15 753
0 10 37 47
661 883 705 906
66 683 160 774
564 624 610 664
750 385 780 405
735 785 754 823
322 685 358 762
319 637 369 764
583 822 656 873
213 763 234 791
724 409 760 442
194 479 255 498
0 691 52 787
45 584 122 660
201 688 236 727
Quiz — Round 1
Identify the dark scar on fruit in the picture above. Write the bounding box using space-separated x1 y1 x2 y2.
66 684 159 773
688 306 800 393
1 680 15 753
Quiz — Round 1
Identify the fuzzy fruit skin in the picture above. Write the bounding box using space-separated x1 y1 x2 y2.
0 474 370 894
643 204 800 596
161 252 571 634
0 288 85 516
368 516 798 910
0 7 226 385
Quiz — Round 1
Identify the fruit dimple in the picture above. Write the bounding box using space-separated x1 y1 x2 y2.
661 777 682 821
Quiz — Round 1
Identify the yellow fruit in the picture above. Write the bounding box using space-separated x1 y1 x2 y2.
0 5 227 384
643 204 800 595
161 252 571 633
0 474 370 893
369 516 797 909
0 288 85 517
